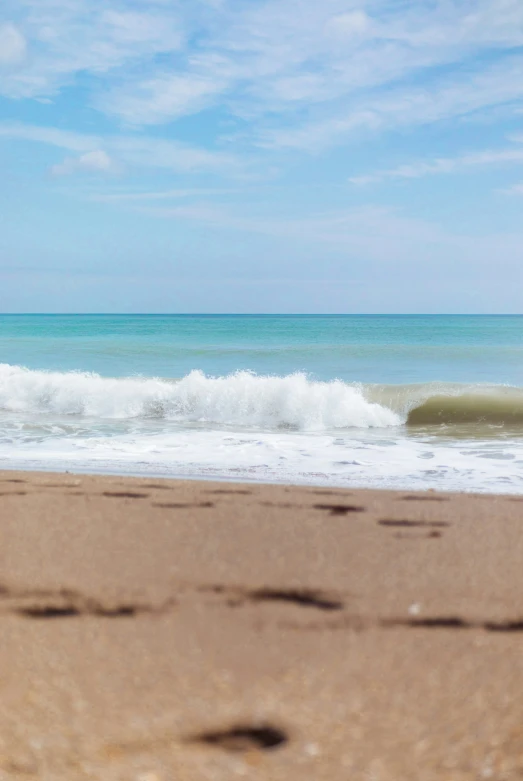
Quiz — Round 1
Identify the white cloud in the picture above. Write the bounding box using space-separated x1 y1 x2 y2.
0 2 184 99
2 0 523 137
502 182 523 195
50 150 117 177
0 121 237 174
325 10 370 38
112 136 236 173
259 55 523 151
98 73 226 125
101 10 177 46
140 201 444 256
204 0 523 131
0 23 26 65
0 121 98 151
134 199 523 276
349 145 523 185
94 188 237 202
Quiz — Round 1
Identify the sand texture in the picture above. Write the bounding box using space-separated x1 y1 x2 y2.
1 471 523 780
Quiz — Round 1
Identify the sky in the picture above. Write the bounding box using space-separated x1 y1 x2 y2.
1 0 523 313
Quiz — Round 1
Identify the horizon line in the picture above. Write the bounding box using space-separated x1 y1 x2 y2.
0 313 523 317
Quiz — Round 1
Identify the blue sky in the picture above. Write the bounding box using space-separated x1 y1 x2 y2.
1 0 523 313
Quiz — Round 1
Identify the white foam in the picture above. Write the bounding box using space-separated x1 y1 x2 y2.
0 365 399 430
0 425 522 494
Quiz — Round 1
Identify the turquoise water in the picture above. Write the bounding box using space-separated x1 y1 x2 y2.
1 314 523 384
1 314 523 492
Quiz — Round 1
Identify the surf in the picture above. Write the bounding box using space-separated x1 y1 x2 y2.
406 389 523 425
366 383 523 426
3 364 523 431
0 365 398 430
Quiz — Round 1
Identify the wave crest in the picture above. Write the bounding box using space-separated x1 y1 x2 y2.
407 389 523 425
3 365 522 430
0 365 399 430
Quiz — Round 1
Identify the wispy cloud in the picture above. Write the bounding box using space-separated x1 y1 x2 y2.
0 121 237 174
94 188 238 202
259 55 523 151
0 3 184 99
502 182 523 195
134 199 523 273
140 201 444 254
349 145 523 185
2 0 523 145
0 23 26 66
50 150 118 177
210 0 523 123
0 122 98 152
97 73 228 125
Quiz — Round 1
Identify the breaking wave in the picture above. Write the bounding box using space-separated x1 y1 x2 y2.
367 383 523 425
406 389 523 425
2 364 523 430
0 365 398 430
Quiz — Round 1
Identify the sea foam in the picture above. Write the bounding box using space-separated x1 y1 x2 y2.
3 364 523 431
0 365 399 430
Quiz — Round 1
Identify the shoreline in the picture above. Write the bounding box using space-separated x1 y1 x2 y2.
1 461 522 495
2 470 523 779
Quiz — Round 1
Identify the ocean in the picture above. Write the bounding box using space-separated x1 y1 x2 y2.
1 314 523 493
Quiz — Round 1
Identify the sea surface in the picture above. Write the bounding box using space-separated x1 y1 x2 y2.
1 314 523 493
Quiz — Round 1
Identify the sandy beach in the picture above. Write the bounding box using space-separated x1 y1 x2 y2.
1 470 523 780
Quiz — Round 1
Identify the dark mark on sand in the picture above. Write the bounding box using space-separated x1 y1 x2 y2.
188 724 288 752
313 504 364 515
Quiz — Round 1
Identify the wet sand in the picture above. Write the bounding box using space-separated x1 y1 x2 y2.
1 470 523 780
